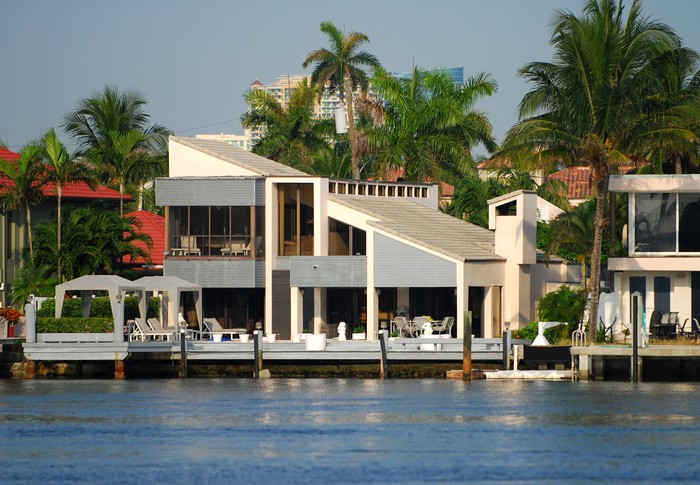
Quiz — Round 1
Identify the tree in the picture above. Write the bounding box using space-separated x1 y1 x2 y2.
366 66 497 187
543 200 598 287
303 21 381 179
42 128 96 280
31 204 152 281
447 173 506 228
62 86 169 215
501 0 699 342
0 144 45 258
241 79 333 168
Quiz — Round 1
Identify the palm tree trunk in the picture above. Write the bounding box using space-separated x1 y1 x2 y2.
119 179 125 217
344 73 360 180
57 184 62 282
674 153 683 175
26 206 33 259
588 175 609 344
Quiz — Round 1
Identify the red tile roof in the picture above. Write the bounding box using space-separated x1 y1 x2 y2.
0 146 129 200
378 167 454 197
548 167 594 201
0 147 20 161
123 210 165 267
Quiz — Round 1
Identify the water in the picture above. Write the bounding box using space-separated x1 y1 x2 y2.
1 379 700 484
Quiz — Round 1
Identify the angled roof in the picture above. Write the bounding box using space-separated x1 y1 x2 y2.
0 146 127 200
0 147 20 161
170 136 307 177
124 210 164 267
330 196 501 262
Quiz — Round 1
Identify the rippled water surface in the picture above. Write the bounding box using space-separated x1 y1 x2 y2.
1 378 700 484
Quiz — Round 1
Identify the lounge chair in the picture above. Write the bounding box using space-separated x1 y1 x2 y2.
147 318 183 341
131 318 173 342
202 317 240 340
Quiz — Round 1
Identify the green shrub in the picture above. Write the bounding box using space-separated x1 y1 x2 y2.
37 296 160 319
512 321 568 343
537 285 586 336
37 317 114 333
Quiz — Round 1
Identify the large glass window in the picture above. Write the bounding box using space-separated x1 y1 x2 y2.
279 183 314 256
328 218 366 256
634 193 676 252
168 206 263 258
679 193 700 252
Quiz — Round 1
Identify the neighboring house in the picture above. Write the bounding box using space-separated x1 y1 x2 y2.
156 136 580 340
608 174 700 328
548 166 595 207
0 147 127 307
122 210 165 271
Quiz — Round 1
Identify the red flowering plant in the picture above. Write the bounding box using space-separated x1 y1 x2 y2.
0 308 22 326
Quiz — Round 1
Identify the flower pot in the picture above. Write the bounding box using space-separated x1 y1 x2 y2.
267 333 276 343
352 332 366 340
212 333 223 342
239 334 250 343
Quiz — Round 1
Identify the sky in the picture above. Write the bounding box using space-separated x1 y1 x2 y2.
2 0 699 156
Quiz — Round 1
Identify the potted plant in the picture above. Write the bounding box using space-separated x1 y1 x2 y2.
0 308 22 338
352 325 366 340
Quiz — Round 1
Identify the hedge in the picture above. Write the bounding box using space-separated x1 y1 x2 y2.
37 317 114 333
37 296 160 319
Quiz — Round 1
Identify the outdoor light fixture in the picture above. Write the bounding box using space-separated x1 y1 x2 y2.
27 294 35 304
115 293 123 304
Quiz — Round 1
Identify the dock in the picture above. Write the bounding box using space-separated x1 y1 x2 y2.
571 344 700 381
8 336 519 379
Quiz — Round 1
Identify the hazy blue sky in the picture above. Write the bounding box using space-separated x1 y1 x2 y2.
2 0 698 155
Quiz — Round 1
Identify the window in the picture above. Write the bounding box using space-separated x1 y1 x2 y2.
632 192 700 254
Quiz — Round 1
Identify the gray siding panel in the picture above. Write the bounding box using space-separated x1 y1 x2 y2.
272 271 291 339
374 234 456 287
156 178 263 206
164 259 264 288
290 256 366 287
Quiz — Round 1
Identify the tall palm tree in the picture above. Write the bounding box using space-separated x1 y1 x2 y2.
241 79 334 168
544 200 598 287
0 145 45 258
62 86 169 215
42 128 96 280
367 66 497 187
106 130 165 215
502 0 699 342
303 21 381 179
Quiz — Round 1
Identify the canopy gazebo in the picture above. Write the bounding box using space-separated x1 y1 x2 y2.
54 275 147 320
133 276 202 333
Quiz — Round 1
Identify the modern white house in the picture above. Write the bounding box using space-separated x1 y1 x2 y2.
608 174 700 329
156 136 580 340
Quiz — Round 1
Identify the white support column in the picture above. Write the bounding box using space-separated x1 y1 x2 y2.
483 286 494 338
313 288 325 334
366 288 379 341
457 266 467 339
290 286 304 337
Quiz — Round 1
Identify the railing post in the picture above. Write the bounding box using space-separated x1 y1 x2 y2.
379 329 389 379
632 291 641 383
24 295 37 343
502 329 511 370
463 311 472 381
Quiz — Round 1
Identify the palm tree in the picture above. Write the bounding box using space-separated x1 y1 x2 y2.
303 21 381 179
501 0 699 342
367 66 497 187
32 204 152 280
42 128 96 280
448 173 506 228
544 200 598 287
62 86 169 215
241 79 334 168
106 129 166 215
0 144 45 258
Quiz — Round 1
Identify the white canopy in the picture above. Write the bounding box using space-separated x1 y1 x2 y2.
54 275 147 320
133 276 202 331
